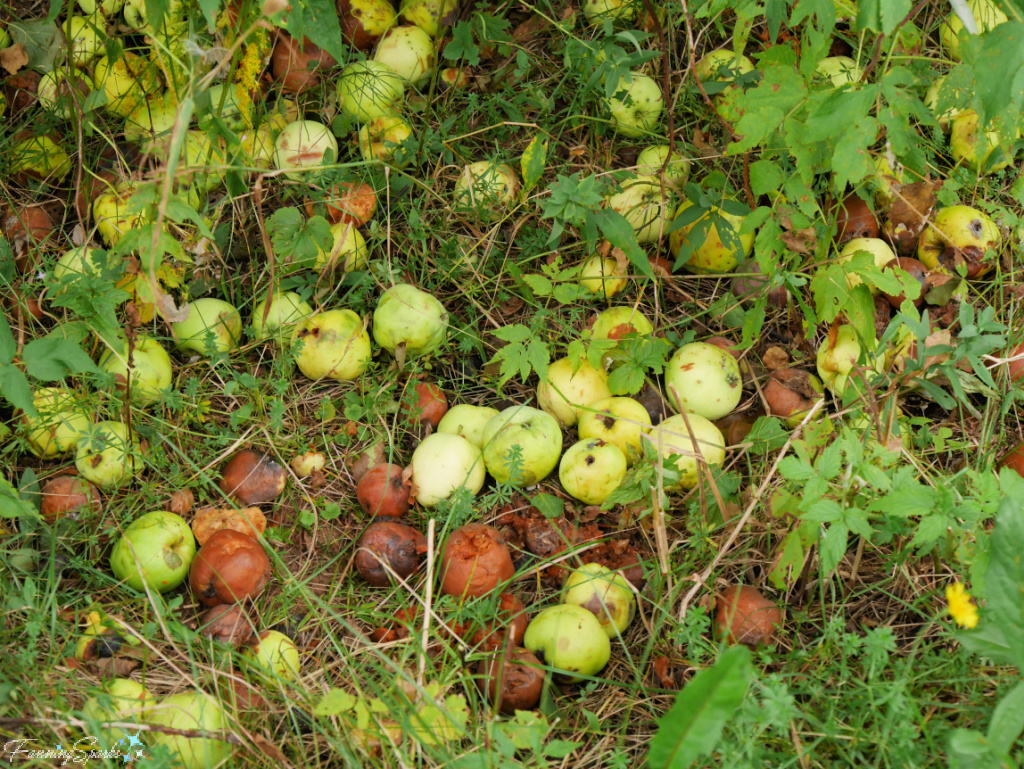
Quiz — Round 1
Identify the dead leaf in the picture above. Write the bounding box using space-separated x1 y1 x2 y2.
779 214 818 254
191 506 267 545
169 489 194 516
93 656 141 677
1 43 29 74
652 657 678 689
762 346 790 371
512 14 549 42
249 734 287 761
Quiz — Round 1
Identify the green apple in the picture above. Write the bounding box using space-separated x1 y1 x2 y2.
37 69 93 120
559 438 627 505
481 405 562 486
358 115 414 167
316 221 368 271
950 110 1019 174
814 56 863 87
578 254 627 298
75 420 139 488
64 15 105 66
837 237 897 292
605 73 663 138
454 161 520 222
251 290 314 347
940 0 1007 61
243 630 300 682
147 691 229 769
816 324 881 395
695 50 754 83
374 26 436 87
99 337 173 404
399 0 456 36
292 310 372 381
561 563 636 637
917 205 1000 278
82 678 156 744
336 61 405 123
410 432 487 506
92 52 160 117
171 298 242 356
664 342 742 420
436 404 500 448
21 386 91 458
583 0 637 22
11 135 72 182
925 75 966 132
523 604 611 682
372 283 448 358
651 413 726 491
636 145 690 190
537 356 612 428
77 0 126 15
577 396 652 465
93 185 145 247
51 245 120 285
848 406 911 453
109 510 196 592
669 198 753 273
274 120 338 180
606 175 673 244
589 306 654 341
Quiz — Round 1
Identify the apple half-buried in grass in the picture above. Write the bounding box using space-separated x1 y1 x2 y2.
93 184 145 246
399 0 457 36
148 691 229 768
949 110 1019 175
109 510 196 592
578 396 652 465
606 175 673 244
21 386 91 458
243 630 300 682
636 145 690 190
99 337 173 405
816 324 881 396
292 309 372 381
372 283 448 358
837 237 897 293
274 120 338 180
559 438 627 505
336 61 405 123
561 562 636 637
924 75 966 132
251 290 314 348
578 254 627 299
582 0 637 22
523 604 610 682
315 221 368 272
373 26 436 87
171 298 242 356
695 50 755 83
82 678 156 744
92 52 160 117
664 342 743 421
454 161 520 222
589 306 655 341
604 73 663 138
358 115 414 167
651 413 726 491
436 404 500 448
917 205 1000 279
669 198 753 274
481 405 562 486
410 432 487 506
537 356 612 428
814 56 863 87
75 420 139 489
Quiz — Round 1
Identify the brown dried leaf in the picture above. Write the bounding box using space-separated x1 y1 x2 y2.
249 734 287 761
652 657 677 689
169 490 194 516
1 43 28 74
512 14 549 42
93 656 140 677
761 346 790 371
779 214 818 254
191 506 267 545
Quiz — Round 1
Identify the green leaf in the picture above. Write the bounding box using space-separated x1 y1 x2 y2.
854 0 912 34
520 134 548 192
283 0 347 65
488 325 550 389
313 689 358 716
267 208 333 271
746 417 788 455
986 679 1024 755
444 22 480 65
197 0 221 30
646 646 753 769
0 478 36 518
22 337 99 381
522 274 552 296
0 364 36 416
8 19 64 72
970 23 1024 126
531 493 564 520
819 522 849 574
591 208 654 279
0 315 15 365
981 495 1024 668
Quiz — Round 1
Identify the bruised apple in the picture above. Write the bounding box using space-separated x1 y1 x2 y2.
477 649 545 714
402 382 448 428
373 284 448 358
664 342 743 420
357 463 412 517
355 519 427 586
440 523 515 598
293 310 372 381
219 450 288 505
715 584 782 647
558 438 627 505
523 604 610 682
189 529 271 607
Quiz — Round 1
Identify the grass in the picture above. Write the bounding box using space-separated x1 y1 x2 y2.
1 0 1023 766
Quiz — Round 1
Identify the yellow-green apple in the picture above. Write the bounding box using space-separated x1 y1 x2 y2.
605 74 663 138
454 161 520 222
636 145 690 190
109 510 196 592
77 0 126 15
123 93 179 148
251 290 314 347
578 254 627 298
99 338 173 404
558 438 627 505
76 420 139 488
837 237 897 292
950 110 1019 174
523 604 611 682
93 184 145 247
917 204 1000 279
664 342 743 420
561 563 636 637
816 324 881 395
925 75 966 132
582 0 637 23
171 298 242 355
437 404 500 448
292 309 372 380
274 120 338 180
243 630 300 682
669 198 753 273
372 283 448 357
358 115 414 167
336 61 405 123
589 306 654 341
815 56 863 87
481 405 562 486
92 52 160 117
50 246 120 285
651 413 726 491
410 432 487 506
399 0 457 36
82 678 156 744
64 15 105 66
340 0 397 48
37 69 92 120
940 0 1007 61
606 174 673 243
695 50 754 83
148 691 229 768
373 26 436 87
536 356 612 427
21 386 91 458
577 396 652 464
316 221 368 271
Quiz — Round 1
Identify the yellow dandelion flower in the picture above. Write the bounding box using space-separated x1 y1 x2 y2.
946 582 979 629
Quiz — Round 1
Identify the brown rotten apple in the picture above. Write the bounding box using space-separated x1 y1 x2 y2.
714 584 781 647
440 524 515 598
189 529 272 607
219 450 288 505
314 181 378 227
763 368 824 429
401 382 448 428
355 519 428 586
337 0 396 49
455 592 529 651
998 441 1024 478
357 463 412 517
833 194 879 243
477 648 545 714
199 604 254 645
271 32 337 94
40 475 102 521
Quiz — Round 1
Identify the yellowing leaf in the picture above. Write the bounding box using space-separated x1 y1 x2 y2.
521 134 548 192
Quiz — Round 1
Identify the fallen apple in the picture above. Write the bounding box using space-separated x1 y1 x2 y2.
582 0 637 22
523 604 611 682
606 175 673 244
816 324 880 396
664 342 743 420
763 368 824 428
440 523 515 598
536 356 612 428
715 584 781 647
109 510 196 592
561 562 636 637
833 194 879 243
40 475 102 520
320 181 378 227
402 381 448 428
481 405 563 486
274 120 338 180
477 649 545 714
814 56 863 87
147 691 230 768
355 519 427 585
940 0 1007 61
357 463 412 516
917 205 1000 279
695 50 755 83
189 529 271 607
293 309 372 381
75 420 139 489
251 290 314 348
453 161 520 222
336 61 405 123
171 298 242 356
924 75 966 132
374 25 436 87
21 386 91 458
436 404 500 448
372 283 448 358
11 134 72 182
399 0 457 36
271 32 336 94
577 396 652 465
410 432 486 506
219 450 288 506
605 73 663 138
651 413 726 491
357 115 414 167
589 305 655 341
837 237 897 292
37 69 92 121
244 629 301 683
93 184 145 247
578 254 627 299
81 678 156 744
339 0 397 48
636 145 690 190
291 451 326 478
949 110 1019 175
316 221 368 272
669 197 753 273
92 52 160 117
558 438 627 505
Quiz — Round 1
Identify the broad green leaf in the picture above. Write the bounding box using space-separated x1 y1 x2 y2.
283 0 347 66
520 134 549 192
0 478 35 517
22 337 99 381
0 315 15 365
0 365 36 416
987 679 1024 754
522 274 553 296
970 22 1024 126
197 0 221 31
769 527 806 588
313 689 358 716
531 493 564 520
592 208 654 279
819 522 849 574
646 646 753 769
8 19 64 71
981 495 1024 668
855 0 912 34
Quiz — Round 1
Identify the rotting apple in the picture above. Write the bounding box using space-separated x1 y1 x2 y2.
99 337 173 405
21 386 92 458
606 175 673 244
536 356 612 428
336 61 405 123
321 181 378 227
357 463 412 516
940 0 1007 61
636 145 690 190
917 205 1000 279
881 257 928 308
292 309 372 381
650 413 726 491
219 450 288 505
436 404 500 448
481 405 563 486
440 523 515 598
81 678 156 745
834 194 879 243
355 519 427 586
148 691 230 768
357 115 414 167
171 298 242 356
189 529 271 607
374 26 436 87
338 0 397 49
604 73 663 138
561 562 636 638
410 432 486 506
664 342 743 421
402 381 448 428
200 604 254 646
578 253 627 299
669 197 753 273
477 649 545 714
291 451 326 478
453 161 520 222
763 368 824 428
399 0 457 37
274 120 338 180
523 604 611 682
251 290 314 348
715 584 781 647
372 283 449 358
558 438 627 505
40 475 102 520
589 305 655 342
75 420 139 489
2 204 54 271
109 510 196 592
272 32 336 94
577 396 652 465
